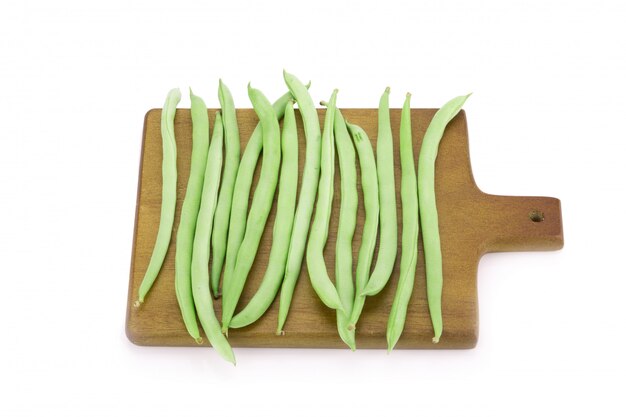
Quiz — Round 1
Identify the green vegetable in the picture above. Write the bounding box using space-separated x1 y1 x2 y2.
220 90 299 331
361 87 397 297
135 89 180 304
229 100 298 329
345 122 379 331
221 84 281 332
190 111 236 364
418 93 471 343
277 71 323 334
210 80 240 297
172 90 209 343
387 93 418 352
333 108 357 350
305 89 344 312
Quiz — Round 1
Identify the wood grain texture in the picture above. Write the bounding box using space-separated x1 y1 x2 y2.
126 108 563 349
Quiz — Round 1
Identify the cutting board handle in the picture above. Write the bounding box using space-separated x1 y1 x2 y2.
477 193 564 254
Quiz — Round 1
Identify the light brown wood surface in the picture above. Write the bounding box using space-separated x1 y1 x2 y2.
126 107 563 349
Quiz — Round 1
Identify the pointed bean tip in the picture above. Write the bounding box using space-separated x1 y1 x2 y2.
133 300 142 309
385 86 390 93
195 337 204 345
275 329 285 336
305 80 312 89
432 336 440 344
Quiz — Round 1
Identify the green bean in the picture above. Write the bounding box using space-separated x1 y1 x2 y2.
333 108 357 350
361 87 397 297
135 88 180 306
220 89 300 330
172 90 209 343
210 80 240 297
305 89 344 313
345 122 379 331
276 71 322 334
229 100 298 329
190 111 235 364
418 93 471 344
387 93 418 352
221 84 281 332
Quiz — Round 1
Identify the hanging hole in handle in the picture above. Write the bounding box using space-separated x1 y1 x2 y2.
529 209 544 223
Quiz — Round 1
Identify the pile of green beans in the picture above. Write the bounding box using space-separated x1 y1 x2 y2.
229 100 298 329
136 76 470 361
220 89 300 332
221 85 282 332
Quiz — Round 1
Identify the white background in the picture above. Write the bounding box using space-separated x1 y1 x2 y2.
1 0 625 416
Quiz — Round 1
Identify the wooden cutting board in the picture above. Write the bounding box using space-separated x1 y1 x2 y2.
126 107 563 349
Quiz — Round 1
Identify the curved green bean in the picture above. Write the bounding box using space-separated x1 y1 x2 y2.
276 71 322 334
361 87 397 297
418 93 471 344
345 122 379 331
221 84 281 332
210 80 240 297
220 89 300 330
387 93 418 352
172 89 209 343
305 89 344 313
229 100 298 329
135 88 180 306
190 111 235 364
333 108 357 350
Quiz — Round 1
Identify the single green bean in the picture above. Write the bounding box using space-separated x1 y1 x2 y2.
418 93 471 344
221 85 281 332
305 89 344 313
172 90 209 343
135 88 180 306
210 80 240 297
276 71 322 334
345 122 379 331
191 111 236 364
333 108 357 350
220 89 300 328
229 100 298 329
361 87 397 297
387 93 418 352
